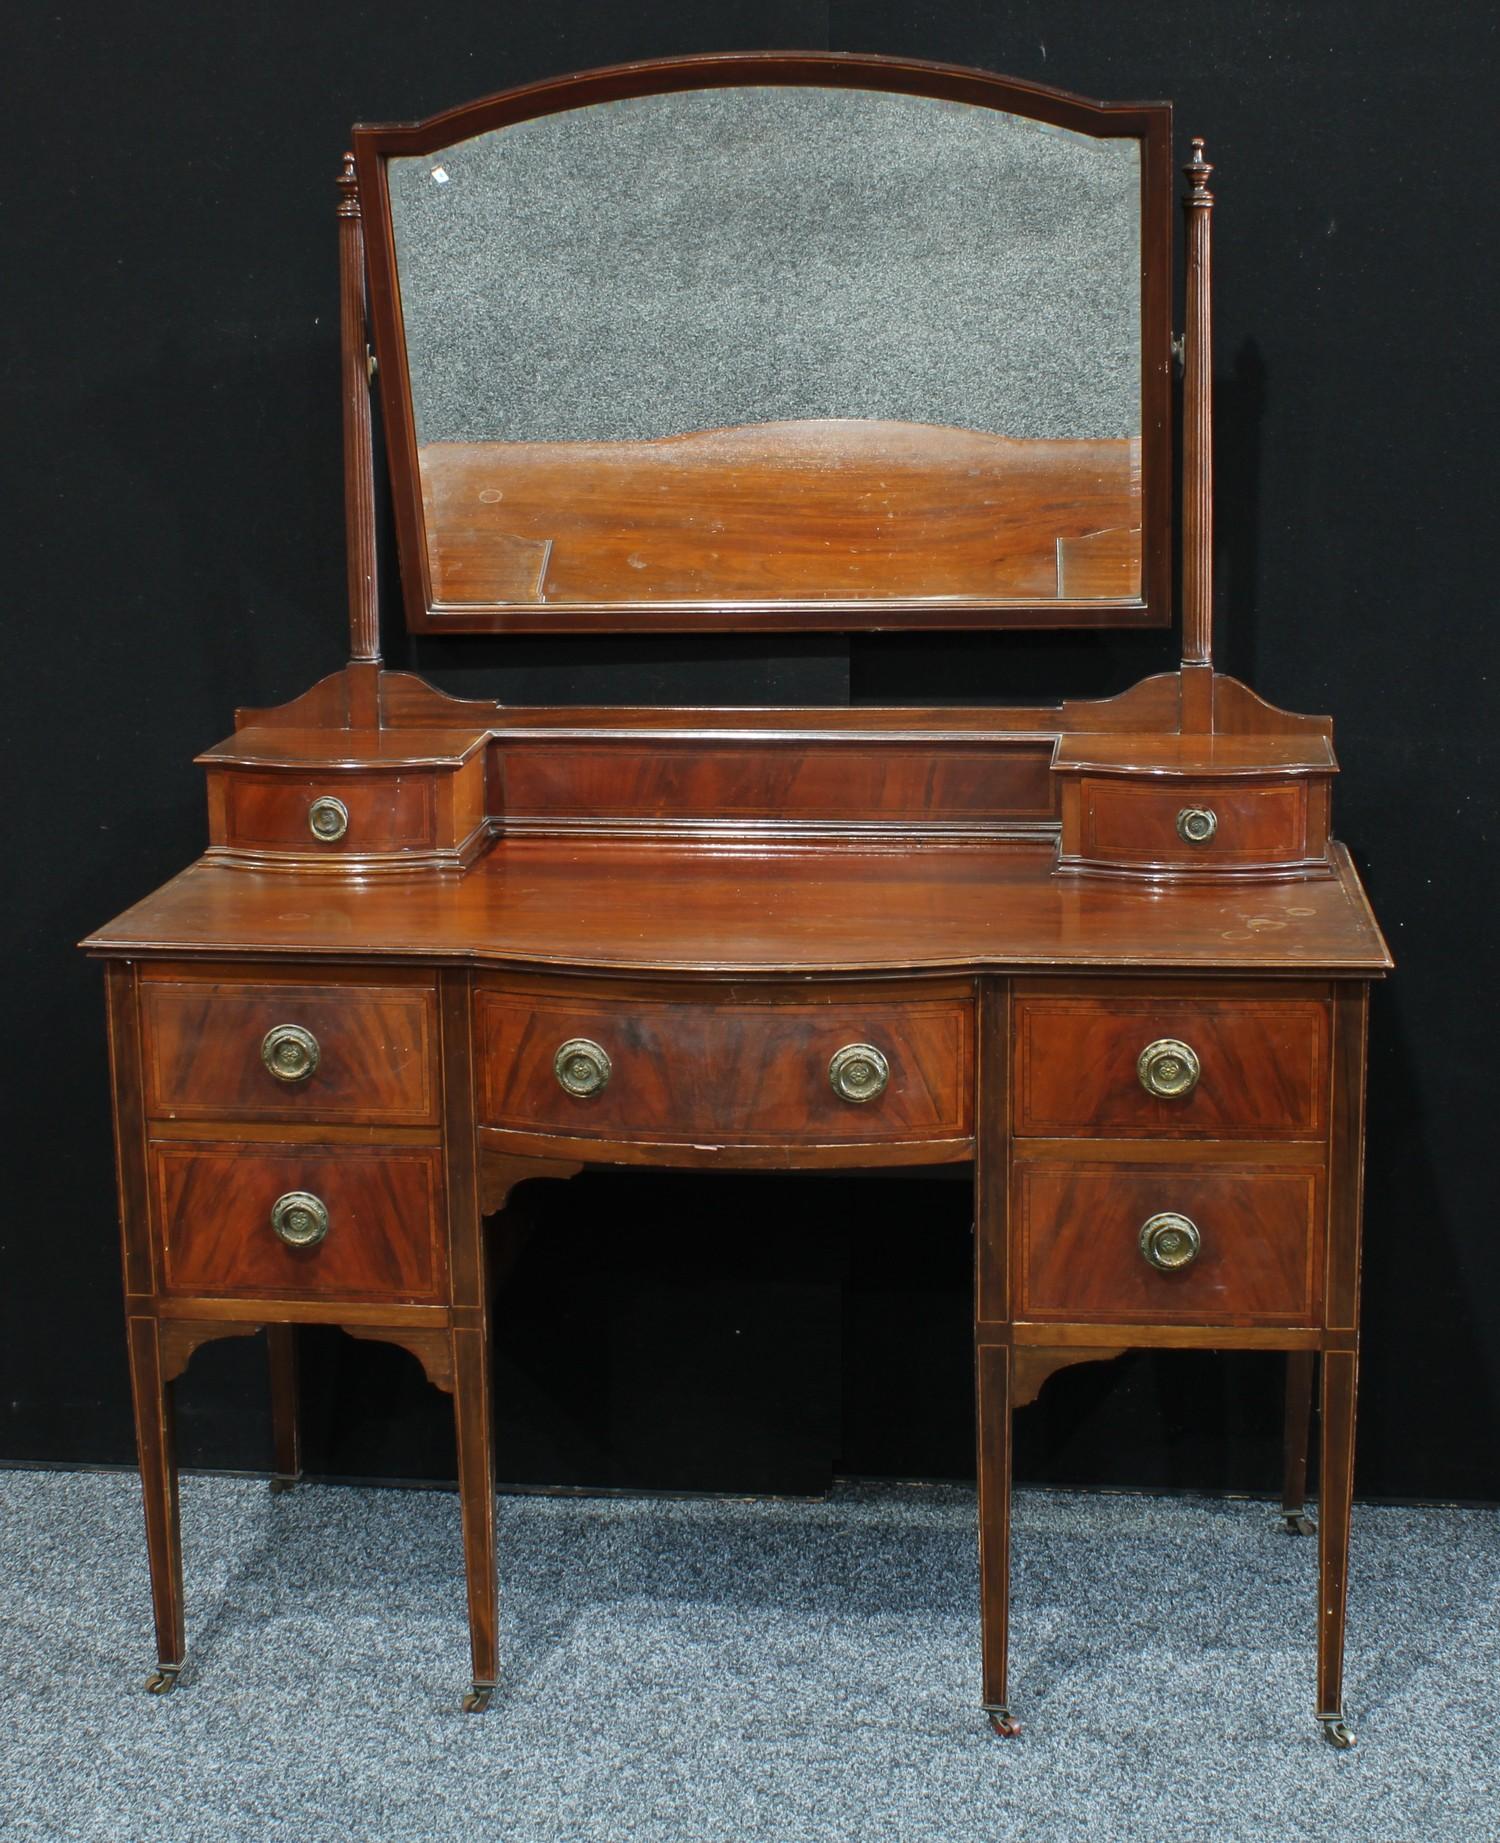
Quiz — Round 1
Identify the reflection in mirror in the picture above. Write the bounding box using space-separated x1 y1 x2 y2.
387 87 1142 609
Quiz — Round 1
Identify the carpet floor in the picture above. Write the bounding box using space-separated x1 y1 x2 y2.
1 1469 1495 1841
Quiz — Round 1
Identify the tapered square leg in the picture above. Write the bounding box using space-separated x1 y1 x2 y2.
977 1341 1018 1735
452 1324 497 1711
125 1315 185 1691
1280 1349 1317 1535
267 1324 301 1492
1316 1347 1358 1747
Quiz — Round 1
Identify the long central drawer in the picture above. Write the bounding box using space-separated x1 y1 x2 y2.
474 978 973 1149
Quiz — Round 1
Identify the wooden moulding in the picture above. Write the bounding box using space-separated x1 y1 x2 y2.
480 674 1178 847
489 726 1059 845
201 666 1350 871
198 725 492 876
209 665 1196 862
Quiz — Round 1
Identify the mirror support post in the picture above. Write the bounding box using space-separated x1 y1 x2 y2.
1180 138 1215 734
337 152 382 729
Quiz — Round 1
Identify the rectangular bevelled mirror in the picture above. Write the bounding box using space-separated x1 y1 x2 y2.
356 55 1172 634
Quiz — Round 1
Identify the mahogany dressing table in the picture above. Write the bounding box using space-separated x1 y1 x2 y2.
84 54 1390 1747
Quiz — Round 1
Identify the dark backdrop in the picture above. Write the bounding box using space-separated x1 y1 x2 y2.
5 1 1496 1503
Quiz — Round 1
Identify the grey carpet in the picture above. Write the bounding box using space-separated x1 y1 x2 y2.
2 1471 1496 1842
388 87 1140 447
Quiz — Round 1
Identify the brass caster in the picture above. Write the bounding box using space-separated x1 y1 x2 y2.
1319 1715 1356 1750
986 1707 1022 1738
144 1667 181 1695
461 1683 494 1714
1280 1510 1317 1536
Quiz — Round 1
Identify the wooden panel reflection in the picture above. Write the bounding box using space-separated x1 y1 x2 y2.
418 420 1141 605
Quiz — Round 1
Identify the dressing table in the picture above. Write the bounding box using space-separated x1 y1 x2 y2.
84 53 1390 1747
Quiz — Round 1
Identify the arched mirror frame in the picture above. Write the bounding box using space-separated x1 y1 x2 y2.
354 51 1174 638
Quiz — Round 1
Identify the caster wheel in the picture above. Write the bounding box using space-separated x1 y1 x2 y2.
461 1684 494 1714
145 1667 180 1695
1320 1716 1356 1750
1280 1512 1316 1536
269 1475 299 1495
987 1709 1022 1738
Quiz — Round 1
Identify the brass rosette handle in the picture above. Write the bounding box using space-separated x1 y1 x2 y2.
261 1023 320 1084
1136 1037 1201 1100
1138 1211 1201 1272
307 795 350 842
828 1043 890 1104
270 1191 330 1249
554 1038 612 1098
1176 805 1218 846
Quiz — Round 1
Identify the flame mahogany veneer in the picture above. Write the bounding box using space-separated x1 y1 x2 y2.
82 55 1389 1747
153 1141 446 1303
1014 1152 1325 1325
475 977 973 1158
1012 985 1330 1138
140 968 439 1124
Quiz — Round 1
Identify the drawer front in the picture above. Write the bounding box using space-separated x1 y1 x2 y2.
141 974 438 1124
1013 989 1328 1137
222 772 437 855
1079 776 1308 871
476 988 972 1147
1014 1152 1323 1325
153 1141 444 1301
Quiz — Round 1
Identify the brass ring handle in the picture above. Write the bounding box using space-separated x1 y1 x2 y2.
308 795 349 842
828 1043 890 1104
1138 1211 1201 1272
1176 806 1218 846
1136 1038 1200 1100
270 1190 330 1249
554 1038 611 1098
261 1023 320 1084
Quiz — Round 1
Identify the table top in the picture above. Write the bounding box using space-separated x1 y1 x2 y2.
83 838 1391 978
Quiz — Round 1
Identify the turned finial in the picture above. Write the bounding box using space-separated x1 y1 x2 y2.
1184 137 1214 204
336 150 360 218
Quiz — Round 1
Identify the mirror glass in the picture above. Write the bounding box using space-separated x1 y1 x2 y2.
386 86 1142 611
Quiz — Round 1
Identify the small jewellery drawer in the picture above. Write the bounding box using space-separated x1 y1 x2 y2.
197 727 491 874
152 1141 445 1302
214 770 445 855
475 982 972 1149
1075 777 1312 873
139 970 438 1124
1013 1149 1324 1325
220 773 439 856
1012 986 1328 1138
